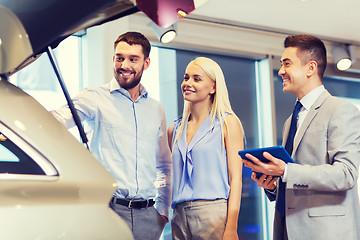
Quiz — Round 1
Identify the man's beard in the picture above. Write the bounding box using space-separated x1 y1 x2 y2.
114 67 144 90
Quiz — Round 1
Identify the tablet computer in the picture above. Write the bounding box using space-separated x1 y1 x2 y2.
238 146 294 178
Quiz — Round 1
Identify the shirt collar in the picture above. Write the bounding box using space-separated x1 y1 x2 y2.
109 77 148 99
298 85 325 111
109 77 121 92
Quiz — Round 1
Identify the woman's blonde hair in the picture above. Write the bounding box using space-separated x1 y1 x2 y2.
173 57 244 145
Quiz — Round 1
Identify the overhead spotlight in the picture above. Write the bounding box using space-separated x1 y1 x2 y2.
151 22 177 44
332 44 356 71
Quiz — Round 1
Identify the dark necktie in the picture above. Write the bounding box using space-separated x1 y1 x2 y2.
276 100 302 216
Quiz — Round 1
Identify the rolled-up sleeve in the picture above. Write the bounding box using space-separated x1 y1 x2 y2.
154 105 172 219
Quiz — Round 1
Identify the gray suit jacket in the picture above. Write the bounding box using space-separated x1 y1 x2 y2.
271 90 360 240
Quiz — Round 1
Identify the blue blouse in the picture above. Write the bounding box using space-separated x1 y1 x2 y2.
171 115 230 208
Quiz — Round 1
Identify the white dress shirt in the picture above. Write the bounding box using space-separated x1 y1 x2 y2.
283 85 325 181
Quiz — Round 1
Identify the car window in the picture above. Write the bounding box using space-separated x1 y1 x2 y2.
0 133 46 175
0 125 58 176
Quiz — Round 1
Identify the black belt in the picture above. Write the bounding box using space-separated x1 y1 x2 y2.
111 197 155 209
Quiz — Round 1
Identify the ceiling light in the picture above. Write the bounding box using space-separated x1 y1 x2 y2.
151 22 177 44
332 45 356 71
177 9 188 19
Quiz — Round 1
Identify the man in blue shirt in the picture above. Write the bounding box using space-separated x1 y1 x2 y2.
53 32 172 240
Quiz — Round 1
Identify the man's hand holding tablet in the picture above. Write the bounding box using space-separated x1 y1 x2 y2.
239 146 294 178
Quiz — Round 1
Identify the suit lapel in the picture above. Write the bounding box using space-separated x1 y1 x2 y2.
282 118 291 147
292 90 331 156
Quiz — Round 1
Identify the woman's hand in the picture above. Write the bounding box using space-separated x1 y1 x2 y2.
222 228 238 240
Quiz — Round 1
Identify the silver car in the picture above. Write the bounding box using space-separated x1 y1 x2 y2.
0 79 134 239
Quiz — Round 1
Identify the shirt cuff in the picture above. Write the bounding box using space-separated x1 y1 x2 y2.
154 201 170 220
265 187 276 194
281 164 288 182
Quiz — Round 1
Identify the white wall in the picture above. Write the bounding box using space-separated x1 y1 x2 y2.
83 11 360 87
84 17 130 86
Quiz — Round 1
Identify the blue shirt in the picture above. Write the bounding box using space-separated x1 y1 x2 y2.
171 115 230 208
52 78 172 217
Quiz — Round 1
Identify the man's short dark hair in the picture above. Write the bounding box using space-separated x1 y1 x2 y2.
114 32 151 58
284 34 327 79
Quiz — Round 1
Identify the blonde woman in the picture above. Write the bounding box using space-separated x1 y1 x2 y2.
168 57 244 240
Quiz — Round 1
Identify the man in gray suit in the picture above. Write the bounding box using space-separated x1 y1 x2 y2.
243 34 360 240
